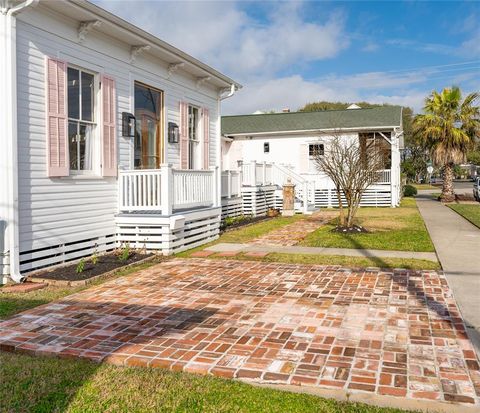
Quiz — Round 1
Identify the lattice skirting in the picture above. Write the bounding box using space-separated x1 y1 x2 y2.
19 233 117 273
116 208 221 254
221 197 243 219
241 186 277 217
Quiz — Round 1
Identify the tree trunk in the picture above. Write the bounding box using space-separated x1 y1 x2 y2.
441 163 455 202
336 188 345 227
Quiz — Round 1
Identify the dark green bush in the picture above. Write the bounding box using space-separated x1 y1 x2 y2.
403 184 417 197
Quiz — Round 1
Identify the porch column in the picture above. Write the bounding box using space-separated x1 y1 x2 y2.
211 166 220 207
227 170 232 198
250 160 257 186
161 163 173 215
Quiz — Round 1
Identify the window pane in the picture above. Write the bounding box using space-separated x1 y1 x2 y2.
309 144 324 157
78 123 94 170
81 72 94 121
79 123 86 170
189 106 198 141
68 68 80 119
69 121 78 170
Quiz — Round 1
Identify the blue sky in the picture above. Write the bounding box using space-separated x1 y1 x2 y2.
95 0 480 114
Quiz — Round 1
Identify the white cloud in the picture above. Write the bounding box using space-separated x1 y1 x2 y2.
94 0 349 79
222 70 435 114
460 29 480 59
361 42 379 52
94 1 478 117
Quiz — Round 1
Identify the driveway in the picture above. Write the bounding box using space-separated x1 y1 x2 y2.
0 258 479 409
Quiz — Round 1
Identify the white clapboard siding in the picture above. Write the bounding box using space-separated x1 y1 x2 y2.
14 10 220 272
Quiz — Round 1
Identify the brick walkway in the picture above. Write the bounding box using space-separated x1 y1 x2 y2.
250 211 337 246
0 259 479 407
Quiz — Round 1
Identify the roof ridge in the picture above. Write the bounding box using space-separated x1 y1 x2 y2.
222 106 399 118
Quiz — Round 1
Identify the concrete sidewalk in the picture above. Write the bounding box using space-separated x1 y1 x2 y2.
416 193 480 357
205 243 439 262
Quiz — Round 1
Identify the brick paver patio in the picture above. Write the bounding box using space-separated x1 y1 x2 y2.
0 259 479 407
250 211 337 246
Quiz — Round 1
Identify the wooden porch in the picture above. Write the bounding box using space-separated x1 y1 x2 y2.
116 165 221 254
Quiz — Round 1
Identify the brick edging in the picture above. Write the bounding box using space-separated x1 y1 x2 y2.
27 255 160 287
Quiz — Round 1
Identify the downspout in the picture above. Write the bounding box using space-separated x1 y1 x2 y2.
1 0 38 283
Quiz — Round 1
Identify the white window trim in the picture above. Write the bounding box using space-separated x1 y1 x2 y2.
66 64 101 177
188 104 202 169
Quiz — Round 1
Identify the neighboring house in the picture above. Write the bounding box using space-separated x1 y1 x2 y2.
0 0 240 282
220 106 403 216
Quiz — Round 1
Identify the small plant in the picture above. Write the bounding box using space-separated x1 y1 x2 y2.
76 258 85 274
403 184 418 197
119 244 130 262
91 252 98 265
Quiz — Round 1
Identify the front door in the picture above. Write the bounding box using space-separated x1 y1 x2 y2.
134 82 164 169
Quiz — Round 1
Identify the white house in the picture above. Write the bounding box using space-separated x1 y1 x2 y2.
220 106 403 216
0 0 240 282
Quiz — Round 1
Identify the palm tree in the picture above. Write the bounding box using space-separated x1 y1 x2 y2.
414 87 480 202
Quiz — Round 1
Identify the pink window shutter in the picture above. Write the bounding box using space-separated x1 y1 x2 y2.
101 74 117 177
203 108 210 169
45 57 68 177
179 101 189 169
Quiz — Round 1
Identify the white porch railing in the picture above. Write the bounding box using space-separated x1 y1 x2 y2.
119 169 162 211
238 161 313 213
172 169 214 209
119 164 218 214
240 161 274 186
221 170 241 198
376 169 391 184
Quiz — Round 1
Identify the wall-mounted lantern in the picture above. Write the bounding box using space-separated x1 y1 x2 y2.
122 112 136 137
168 122 179 143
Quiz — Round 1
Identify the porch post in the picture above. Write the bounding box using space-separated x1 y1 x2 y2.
227 170 232 198
303 182 308 214
161 163 173 215
237 160 244 187
262 161 267 185
211 165 220 208
251 160 257 186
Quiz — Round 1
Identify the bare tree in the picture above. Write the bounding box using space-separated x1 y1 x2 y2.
313 135 387 230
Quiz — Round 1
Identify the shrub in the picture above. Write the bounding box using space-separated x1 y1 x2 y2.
403 184 418 197
91 252 98 265
76 259 85 274
119 244 130 262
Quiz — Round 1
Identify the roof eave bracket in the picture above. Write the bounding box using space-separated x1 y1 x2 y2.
78 20 102 43
130 44 151 64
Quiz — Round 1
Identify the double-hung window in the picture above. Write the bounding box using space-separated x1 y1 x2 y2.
188 105 200 169
67 67 96 172
309 143 324 157
308 143 324 173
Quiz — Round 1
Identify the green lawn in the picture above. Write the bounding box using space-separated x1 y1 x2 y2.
209 252 440 271
301 198 435 252
448 204 480 229
177 214 306 257
0 260 162 320
0 352 414 413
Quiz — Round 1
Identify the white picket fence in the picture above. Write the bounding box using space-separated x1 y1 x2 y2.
119 165 218 214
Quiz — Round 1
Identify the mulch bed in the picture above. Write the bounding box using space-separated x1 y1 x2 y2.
331 224 369 234
455 193 476 202
27 252 154 286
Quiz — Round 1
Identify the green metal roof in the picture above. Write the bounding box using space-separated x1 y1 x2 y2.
221 106 402 136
